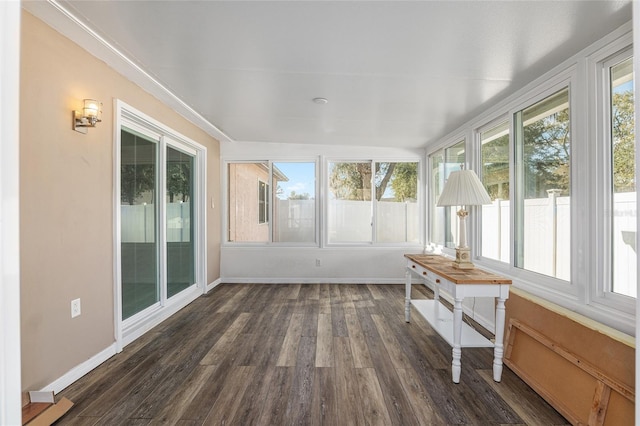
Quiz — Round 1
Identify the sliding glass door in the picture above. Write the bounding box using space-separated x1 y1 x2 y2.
166 145 195 298
119 124 201 324
120 128 160 319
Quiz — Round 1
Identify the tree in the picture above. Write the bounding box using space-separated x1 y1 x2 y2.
390 162 418 201
288 191 310 200
612 90 635 192
121 164 155 205
167 163 191 203
329 162 373 200
482 134 510 200
522 108 571 198
329 162 417 201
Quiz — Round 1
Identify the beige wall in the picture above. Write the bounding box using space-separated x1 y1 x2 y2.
20 11 221 391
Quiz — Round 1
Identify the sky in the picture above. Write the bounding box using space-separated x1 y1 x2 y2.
274 162 316 199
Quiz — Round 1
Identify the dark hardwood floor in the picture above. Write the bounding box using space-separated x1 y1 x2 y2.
56 284 568 425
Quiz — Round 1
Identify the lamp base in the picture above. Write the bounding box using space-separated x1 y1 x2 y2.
452 247 475 269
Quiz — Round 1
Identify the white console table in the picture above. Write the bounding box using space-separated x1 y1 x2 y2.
404 254 511 383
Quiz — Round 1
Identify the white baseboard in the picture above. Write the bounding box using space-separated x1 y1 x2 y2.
219 277 405 284
41 344 117 395
44 285 204 394
206 278 222 293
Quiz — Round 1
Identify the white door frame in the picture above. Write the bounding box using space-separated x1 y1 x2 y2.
114 100 207 352
0 1 22 424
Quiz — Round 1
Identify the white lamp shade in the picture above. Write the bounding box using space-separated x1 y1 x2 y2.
437 169 492 207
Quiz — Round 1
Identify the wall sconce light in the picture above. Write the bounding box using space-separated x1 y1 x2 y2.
73 99 102 133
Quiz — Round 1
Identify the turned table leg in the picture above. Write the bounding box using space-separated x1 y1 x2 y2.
405 268 412 323
493 297 507 382
452 297 463 383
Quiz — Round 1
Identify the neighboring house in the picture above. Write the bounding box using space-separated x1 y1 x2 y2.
228 162 288 242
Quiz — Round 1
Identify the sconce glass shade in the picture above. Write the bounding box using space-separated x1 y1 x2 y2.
83 99 102 121
437 169 491 207
73 99 102 133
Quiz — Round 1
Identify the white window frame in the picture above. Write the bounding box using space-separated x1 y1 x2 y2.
591 38 636 315
223 158 320 246
427 136 466 256
324 158 423 247
511 81 575 291
475 116 512 267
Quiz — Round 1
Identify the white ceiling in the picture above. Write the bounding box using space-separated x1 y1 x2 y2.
27 1 631 148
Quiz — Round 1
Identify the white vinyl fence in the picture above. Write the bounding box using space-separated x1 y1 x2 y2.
327 200 419 243
481 192 636 296
121 202 191 243
121 194 636 296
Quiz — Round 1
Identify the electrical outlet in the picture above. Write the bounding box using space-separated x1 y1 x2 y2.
315 259 321 267
71 298 81 318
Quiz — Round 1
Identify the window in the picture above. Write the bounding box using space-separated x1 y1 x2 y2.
375 162 419 243
228 161 316 243
608 54 636 298
258 180 269 224
480 120 510 263
426 31 636 334
328 160 419 244
429 141 465 249
514 87 571 280
273 161 316 243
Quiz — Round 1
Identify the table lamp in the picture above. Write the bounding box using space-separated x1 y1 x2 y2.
437 168 492 269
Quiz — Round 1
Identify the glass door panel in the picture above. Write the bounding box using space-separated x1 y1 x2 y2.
120 128 159 320
166 146 195 298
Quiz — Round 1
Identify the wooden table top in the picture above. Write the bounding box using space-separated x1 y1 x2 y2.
405 254 512 285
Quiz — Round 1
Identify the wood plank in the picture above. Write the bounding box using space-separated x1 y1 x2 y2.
276 313 304 367
332 337 366 425
76 355 165 418
395 367 446 425
130 336 220 419
202 366 255 425
179 354 238 422
286 283 301 299
589 381 611 426
370 314 413 370
311 367 338 425
301 298 319 337
90 364 173 424
354 368 393 425
366 284 386 300
232 366 276 424
339 285 358 316
316 313 333 367
319 284 331 314
285 336 317 424
344 313 373 368
255 367 295 426
199 312 251 365
215 284 251 312
147 365 217 425
477 369 569 426
356 309 420 425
